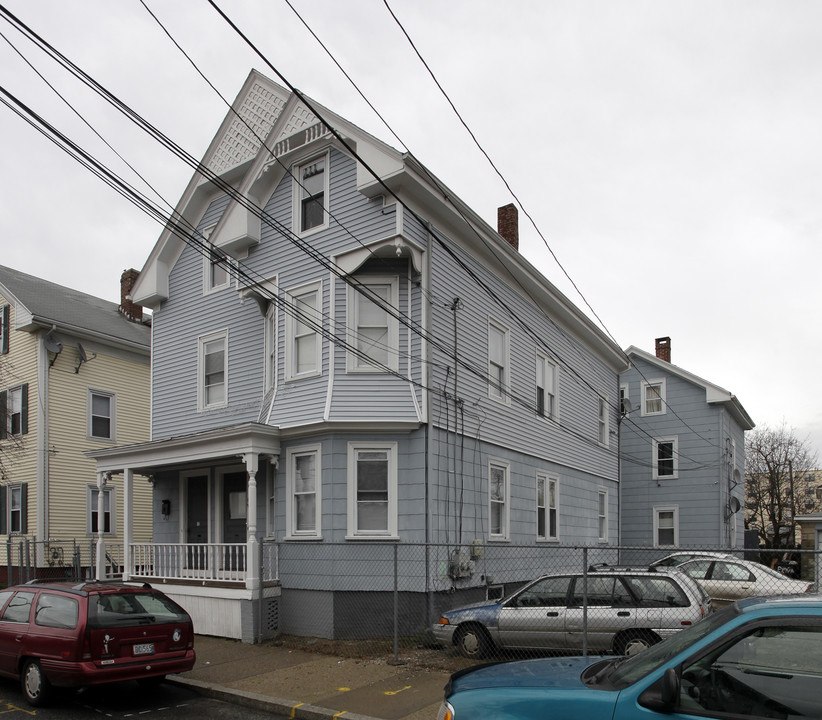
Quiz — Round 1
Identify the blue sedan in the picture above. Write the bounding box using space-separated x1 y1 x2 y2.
438 594 822 720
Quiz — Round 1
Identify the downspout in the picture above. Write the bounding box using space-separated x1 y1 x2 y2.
424 221 434 625
37 332 49 541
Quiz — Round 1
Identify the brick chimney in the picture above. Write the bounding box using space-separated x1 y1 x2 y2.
119 268 143 322
655 336 671 363
497 204 519 251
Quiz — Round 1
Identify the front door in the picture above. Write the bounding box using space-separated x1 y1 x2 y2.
186 475 208 569
222 471 247 571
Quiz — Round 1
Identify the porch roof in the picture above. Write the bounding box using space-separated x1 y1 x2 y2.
84 422 281 473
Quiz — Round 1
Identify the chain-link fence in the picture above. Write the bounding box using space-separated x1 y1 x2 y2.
268 542 822 666
2 537 123 585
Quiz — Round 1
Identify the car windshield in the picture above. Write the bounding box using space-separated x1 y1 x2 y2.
599 604 740 689
87 592 189 628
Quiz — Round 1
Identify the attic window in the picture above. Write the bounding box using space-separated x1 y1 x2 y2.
297 155 328 234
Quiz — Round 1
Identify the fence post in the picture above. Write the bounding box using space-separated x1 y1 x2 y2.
582 547 588 658
391 543 400 665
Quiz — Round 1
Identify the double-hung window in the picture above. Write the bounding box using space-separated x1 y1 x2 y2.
488 319 509 403
198 331 228 410
1 304 9 354
536 473 559 541
296 154 329 234
264 302 277 391
9 485 22 533
347 443 397 538
654 506 678 547
0 384 27 438
0 484 26 535
88 486 114 535
201 225 230 293
598 489 608 542
286 445 321 538
88 390 115 440
536 352 557 420
286 283 321 379
597 395 609 446
347 278 398 372
489 461 510 540
641 379 666 415
653 437 678 479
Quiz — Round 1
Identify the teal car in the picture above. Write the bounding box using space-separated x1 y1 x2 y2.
437 594 822 720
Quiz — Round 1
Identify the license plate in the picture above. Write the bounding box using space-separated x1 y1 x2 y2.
133 643 155 656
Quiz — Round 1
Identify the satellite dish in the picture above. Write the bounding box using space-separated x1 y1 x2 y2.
44 331 63 354
620 398 633 415
77 343 87 362
729 496 742 513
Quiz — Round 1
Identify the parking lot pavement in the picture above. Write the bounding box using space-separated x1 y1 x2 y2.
172 635 449 720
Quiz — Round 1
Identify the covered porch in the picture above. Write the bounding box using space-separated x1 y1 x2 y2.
86 422 282 642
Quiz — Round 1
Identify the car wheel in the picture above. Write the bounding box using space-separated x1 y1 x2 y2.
455 624 491 659
616 630 659 656
21 659 51 707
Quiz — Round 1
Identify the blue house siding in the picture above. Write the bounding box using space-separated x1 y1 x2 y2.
619 350 750 549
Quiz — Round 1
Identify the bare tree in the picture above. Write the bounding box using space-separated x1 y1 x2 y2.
745 422 818 550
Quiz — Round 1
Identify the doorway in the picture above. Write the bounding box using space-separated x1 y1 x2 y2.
222 471 247 571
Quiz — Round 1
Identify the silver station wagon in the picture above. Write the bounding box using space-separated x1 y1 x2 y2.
433 568 711 659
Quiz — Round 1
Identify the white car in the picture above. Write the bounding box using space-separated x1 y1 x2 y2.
649 551 737 568
677 557 812 606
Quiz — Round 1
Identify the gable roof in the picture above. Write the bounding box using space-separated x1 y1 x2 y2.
133 69 627 372
624 345 754 430
0 265 150 352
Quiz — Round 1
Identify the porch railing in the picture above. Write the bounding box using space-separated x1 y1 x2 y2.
130 543 247 583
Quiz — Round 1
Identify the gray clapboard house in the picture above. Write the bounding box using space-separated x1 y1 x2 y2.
619 338 754 551
88 70 627 642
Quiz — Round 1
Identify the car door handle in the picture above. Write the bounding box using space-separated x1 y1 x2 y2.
546 612 559 617
617 611 631 617
14 635 23 643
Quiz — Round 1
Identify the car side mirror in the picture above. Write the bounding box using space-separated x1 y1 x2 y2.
638 668 679 713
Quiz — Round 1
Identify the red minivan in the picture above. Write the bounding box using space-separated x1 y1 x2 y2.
0 580 196 706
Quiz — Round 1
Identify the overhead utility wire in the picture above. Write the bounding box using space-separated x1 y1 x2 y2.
0 85 414 381
382 0 720 451
257 1 715 461
380 0 618 348
280 0 623 419
129 0 627 452
206 0 629 421
1 6 657 460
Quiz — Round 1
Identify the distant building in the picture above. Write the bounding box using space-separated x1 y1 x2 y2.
619 337 754 549
0 266 152 580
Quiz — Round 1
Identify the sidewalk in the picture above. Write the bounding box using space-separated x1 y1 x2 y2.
170 635 453 720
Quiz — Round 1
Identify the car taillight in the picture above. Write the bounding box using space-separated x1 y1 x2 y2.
82 633 91 661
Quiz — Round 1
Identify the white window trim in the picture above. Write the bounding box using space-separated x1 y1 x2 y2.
346 442 398 539
597 394 609 447
285 281 322 381
598 488 609 543
346 277 399 373
264 301 277 392
293 151 330 237
87 485 116 536
489 459 510 541
652 436 679 480
536 472 559 542
641 379 667 416
200 224 232 295
7 385 23 437
653 505 679 548
619 383 629 414
488 318 510 404
536 351 559 421
285 444 322 539
87 388 116 441
8 483 23 535
198 329 229 411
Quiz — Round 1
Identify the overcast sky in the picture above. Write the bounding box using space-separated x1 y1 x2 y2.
2 1 821 454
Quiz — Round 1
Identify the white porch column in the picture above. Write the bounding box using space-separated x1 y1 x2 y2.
95 471 108 580
122 467 133 581
244 453 260 590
